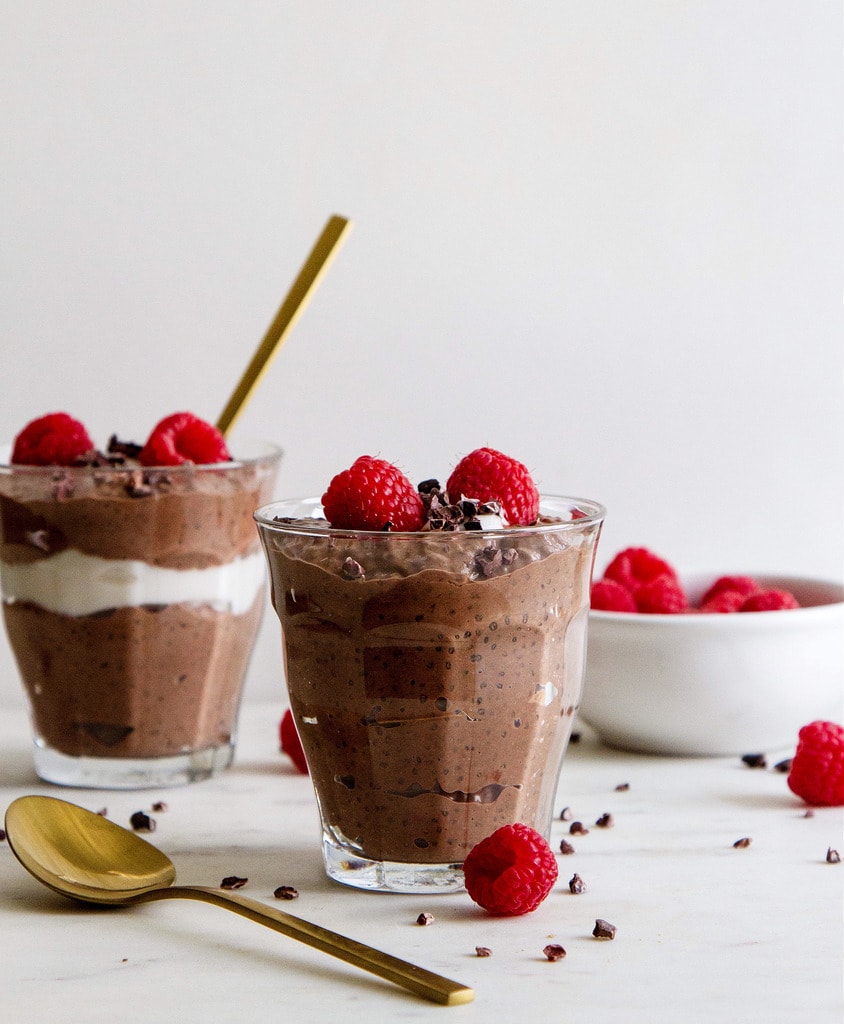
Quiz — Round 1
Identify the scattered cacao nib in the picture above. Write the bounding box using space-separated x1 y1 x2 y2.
569 731 581 744
741 753 767 769
803 809 815 818
559 806 573 821
569 821 589 836
417 479 441 495
129 811 155 832
774 758 792 774
416 912 435 926
615 782 630 792
732 837 752 849
0 828 6 843
96 808 108 816
559 839 575 855
471 544 519 579
151 801 168 813
568 873 587 894
341 557 365 580
595 812 614 828
593 919 617 940
273 885 300 899
107 435 143 460
826 848 841 864
220 876 248 890
475 946 492 957
543 943 567 961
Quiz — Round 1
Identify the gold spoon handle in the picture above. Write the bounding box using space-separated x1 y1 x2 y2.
132 885 474 1006
216 213 352 438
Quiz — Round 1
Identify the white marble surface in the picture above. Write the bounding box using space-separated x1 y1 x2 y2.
1 702 841 1024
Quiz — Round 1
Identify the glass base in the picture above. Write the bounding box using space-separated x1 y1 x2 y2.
322 829 466 893
32 741 235 789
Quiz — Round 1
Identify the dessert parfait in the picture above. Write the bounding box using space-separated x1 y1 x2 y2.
256 448 604 892
0 412 280 788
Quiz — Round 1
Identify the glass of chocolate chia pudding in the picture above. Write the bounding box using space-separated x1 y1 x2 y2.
255 495 604 893
0 443 281 789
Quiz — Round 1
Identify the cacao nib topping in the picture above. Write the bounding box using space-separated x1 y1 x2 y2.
274 885 300 899
559 839 575 855
559 806 573 821
220 876 248 890
417 479 441 495
107 435 143 460
826 848 841 864
151 801 168 813
569 821 589 836
416 912 435 926
129 811 155 832
615 782 630 791
475 946 492 957
774 758 792 774
741 753 767 769
595 812 614 828
543 944 567 961
593 919 617 940
568 873 587 894
733 837 752 849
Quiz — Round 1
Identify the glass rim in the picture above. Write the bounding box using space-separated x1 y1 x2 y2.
0 440 282 476
254 494 606 538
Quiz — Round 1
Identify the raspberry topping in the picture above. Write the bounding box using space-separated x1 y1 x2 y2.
700 589 748 614
321 456 425 532
279 709 308 775
634 574 689 614
138 412 230 467
603 547 680 594
739 589 800 612
700 575 761 606
11 413 94 466
462 822 558 916
787 721 844 806
591 578 637 612
446 448 540 526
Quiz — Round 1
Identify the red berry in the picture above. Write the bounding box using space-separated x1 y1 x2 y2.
635 574 688 614
591 578 637 612
139 412 230 467
700 589 747 613
739 589 800 612
321 456 424 531
462 823 558 916
700 575 761 606
603 547 679 594
11 412 94 466
279 709 308 775
446 448 539 526
787 721 844 806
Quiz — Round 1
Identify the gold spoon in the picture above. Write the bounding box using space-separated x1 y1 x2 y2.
4 796 474 1007
216 213 352 438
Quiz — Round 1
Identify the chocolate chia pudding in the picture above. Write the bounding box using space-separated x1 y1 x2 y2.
0 443 280 788
256 495 604 891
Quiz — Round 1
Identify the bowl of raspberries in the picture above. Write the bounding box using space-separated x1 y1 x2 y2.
579 547 844 755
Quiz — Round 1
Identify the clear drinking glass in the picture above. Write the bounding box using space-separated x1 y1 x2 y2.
0 443 281 789
256 495 604 893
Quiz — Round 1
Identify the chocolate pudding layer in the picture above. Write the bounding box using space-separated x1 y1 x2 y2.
257 497 603 877
0 446 280 786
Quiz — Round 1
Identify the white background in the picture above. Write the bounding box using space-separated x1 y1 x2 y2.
1 1 842 707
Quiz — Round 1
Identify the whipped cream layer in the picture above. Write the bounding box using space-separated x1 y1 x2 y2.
0 548 266 616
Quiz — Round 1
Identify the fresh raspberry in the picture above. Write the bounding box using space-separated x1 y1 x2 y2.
139 412 230 467
787 721 844 806
634 574 688 614
445 448 539 526
462 822 558 916
591 578 637 612
11 412 94 466
279 709 308 775
603 547 680 595
700 589 747 614
321 456 424 531
700 575 761 606
739 589 800 612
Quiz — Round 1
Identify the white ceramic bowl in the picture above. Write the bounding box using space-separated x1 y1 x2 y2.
579 575 844 756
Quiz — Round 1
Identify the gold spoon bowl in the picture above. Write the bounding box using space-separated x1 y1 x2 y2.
4 795 473 1006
